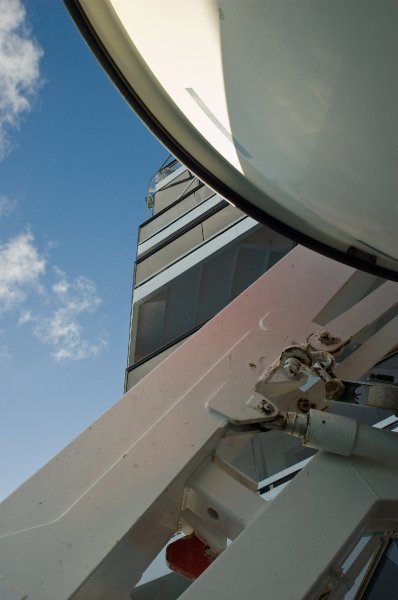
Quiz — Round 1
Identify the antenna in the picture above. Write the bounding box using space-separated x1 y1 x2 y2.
2 3 395 598
65 0 398 279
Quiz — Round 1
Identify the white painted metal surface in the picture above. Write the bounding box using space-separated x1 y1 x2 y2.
182 458 265 543
13 3 397 597
133 408 398 599
287 409 398 463
75 0 398 274
0 247 360 599
0 241 396 600
179 451 398 600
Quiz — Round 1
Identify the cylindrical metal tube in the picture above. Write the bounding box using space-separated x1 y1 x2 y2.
353 423 398 464
286 409 398 464
305 410 358 456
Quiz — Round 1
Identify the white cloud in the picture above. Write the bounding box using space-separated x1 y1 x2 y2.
0 231 45 312
0 0 43 159
0 194 16 216
17 308 33 325
1 231 106 362
33 271 106 361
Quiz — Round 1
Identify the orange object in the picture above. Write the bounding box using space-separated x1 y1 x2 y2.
166 533 215 580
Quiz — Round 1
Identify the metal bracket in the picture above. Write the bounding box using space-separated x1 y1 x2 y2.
338 379 398 411
260 342 346 400
206 386 278 425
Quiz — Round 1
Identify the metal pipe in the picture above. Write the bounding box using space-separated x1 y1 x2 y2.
354 422 398 464
285 409 398 464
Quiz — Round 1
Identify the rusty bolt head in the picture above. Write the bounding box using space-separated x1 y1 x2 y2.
318 331 340 346
261 401 274 414
283 357 302 378
325 379 345 399
298 397 310 413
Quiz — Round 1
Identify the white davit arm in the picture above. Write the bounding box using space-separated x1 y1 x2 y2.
1 245 398 600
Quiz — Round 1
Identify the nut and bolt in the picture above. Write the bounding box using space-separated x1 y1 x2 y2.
298 397 310 413
261 400 275 414
318 331 340 346
325 379 345 399
283 357 302 378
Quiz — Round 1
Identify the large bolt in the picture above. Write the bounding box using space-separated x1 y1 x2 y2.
325 379 345 399
283 357 302 378
260 399 275 414
298 397 310 413
318 331 340 346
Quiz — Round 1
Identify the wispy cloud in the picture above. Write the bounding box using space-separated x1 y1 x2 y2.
0 4 105 363
0 231 106 361
0 194 16 216
17 308 32 325
0 0 43 159
33 270 106 361
0 231 45 313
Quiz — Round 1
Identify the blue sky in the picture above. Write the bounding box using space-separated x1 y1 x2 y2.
0 0 167 500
